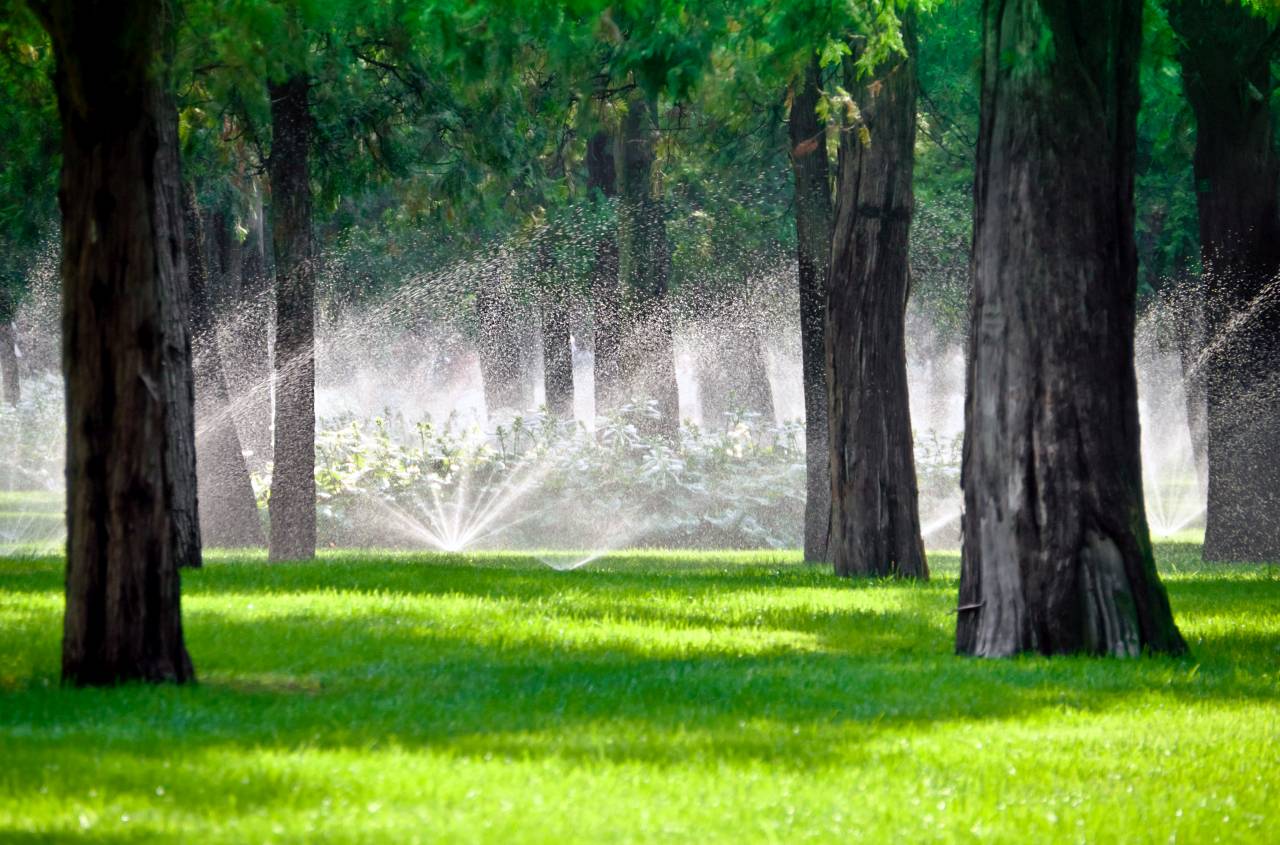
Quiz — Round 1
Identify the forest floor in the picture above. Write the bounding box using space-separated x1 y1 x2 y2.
0 544 1277 842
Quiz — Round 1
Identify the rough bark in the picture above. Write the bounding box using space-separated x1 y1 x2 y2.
39 0 196 684
789 57 833 564
0 319 17 407
587 130 624 419
267 75 316 562
1167 0 1280 561
957 0 1185 657
183 185 265 548
826 26 927 579
615 94 680 437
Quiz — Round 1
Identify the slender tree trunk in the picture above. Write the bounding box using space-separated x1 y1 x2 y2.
789 57 833 563
541 294 574 419
39 0 196 684
183 185 265 548
267 75 316 562
1168 0 1280 561
615 93 680 437
826 25 927 579
476 279 535 414
957 0 1185 657
587 130 624 419
696 313 775 426
218 190 273 473
0 319 17 407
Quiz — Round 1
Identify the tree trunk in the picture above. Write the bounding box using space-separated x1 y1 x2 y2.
267 75 316 562
0 319 17 407
789 57 833 563
957 0 1185 657
587 130 624 420
541 294 574 419
1167 0 1280 561
476 279 535 415
826 25 927 579
615 93 680 437
40 0 196 685
696 313 775 427
184 185 265 548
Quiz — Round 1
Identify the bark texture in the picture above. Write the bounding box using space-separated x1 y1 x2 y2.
826 28 927 579
957 0 1185 657
615 94 680 437
183 185 265 548
40 0 196 684
0 319 17 407
267 75 316 561
789 57 833 564
587 130 624 418
1167 0 1280 561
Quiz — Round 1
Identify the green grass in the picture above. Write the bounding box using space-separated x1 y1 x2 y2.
0 546 1277 843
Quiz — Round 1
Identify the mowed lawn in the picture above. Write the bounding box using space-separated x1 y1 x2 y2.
0 546 1277 843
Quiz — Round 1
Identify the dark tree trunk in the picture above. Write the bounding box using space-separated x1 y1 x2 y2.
541 294 574 419
39 0 196 684
826 26 927 579
183 186 265 548
1167 0 1280 561
476 280 535 415
267 75 316 562
957 0 1185 657
615 94 680 437
587 130 624 419
789 57 833 563
0 319 17 407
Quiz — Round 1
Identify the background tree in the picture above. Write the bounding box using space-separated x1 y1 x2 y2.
956 0 1185 657
1166 0 1280 562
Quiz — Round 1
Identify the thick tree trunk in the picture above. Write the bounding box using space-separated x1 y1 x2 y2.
267 75 316 562
40 0 196 684
826 27 927 579
615 94 680 437
957 0 1185 657
0 319 17 407
184 186 265 548
1168 0 1280 561
789 57 833 563
587 130 624 419
541 294 574 419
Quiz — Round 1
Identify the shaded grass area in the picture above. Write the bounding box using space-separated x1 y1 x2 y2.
0 545 1277 842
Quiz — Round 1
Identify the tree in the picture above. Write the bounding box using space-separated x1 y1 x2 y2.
825 21 927 579
956 0 1185 657
615 91 681 437
183 184 265 549
789 57 833 564
1166 0 1280 562
267 73 318 561
33 0 197 684
587 129 624 418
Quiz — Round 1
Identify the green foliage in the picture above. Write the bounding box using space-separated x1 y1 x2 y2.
1 547 1277 840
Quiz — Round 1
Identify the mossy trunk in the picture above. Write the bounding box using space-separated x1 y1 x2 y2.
957 0 1185 657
